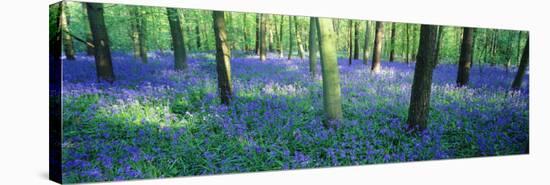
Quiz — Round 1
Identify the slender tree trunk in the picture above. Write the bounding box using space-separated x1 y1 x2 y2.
255 14 260 55
516 31 522 66
61 4 75 60
456 27 474 87
80 3 94 56
309 17 319 77
287 16 294 60
406 24 438 131
166 8 187 70
268 16 275 52
317 17 343 125
363 21 371 64
279 15 284 58
212 11 233 105
295 16 305 60
130 7 148 63
371 22 384 73
195 22 201 51
348 20 353 65
242 13 248 51
86 3 115 83
434 26 445 65
354 21 360 60
389 22 396 62
511 38 529 91
259 14 267 61
406 24 410 64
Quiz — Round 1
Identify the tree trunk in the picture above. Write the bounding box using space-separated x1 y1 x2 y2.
309 17 319 77
81 3 94 56
406 24 410 64
259 14 267 61
287 16 294 60
406 24 438 131
279 15 284 58
295 16 305 60
516 31 522 66
511 38 529 91
242 13 248 51
86 3 115 83
348 20 353 65
166 8 187 70
354 21 360 60
255 14 260 55
130 7 148 63
389 22 396 62
371 21 384 73
212 11 233 105
456 27 474 87
363 21 371 64
61 4 75 60
195 23 201 51
434 26 445 65
317 17 343 125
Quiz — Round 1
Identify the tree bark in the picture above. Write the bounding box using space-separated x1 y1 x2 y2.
166 8 187 70
86 3 115 83
279 15 284 58
406 24 410 64
389 23 396 62
287 16 294 60
309 17 319 77
61 3 75 60
363 21 371 64
259 14 267 61
406 24 438 131
317 17 343 125
371 22 384 73
434 26 445 65
456 27 474 87
348 20 353 65
255 14 260 55
354 21 360 60
212 11 233 105
511 38 529 91
295 16 305 60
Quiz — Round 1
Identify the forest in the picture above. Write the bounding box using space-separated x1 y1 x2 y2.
50 1 529 183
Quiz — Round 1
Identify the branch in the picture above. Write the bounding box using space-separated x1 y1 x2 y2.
63 30 94 48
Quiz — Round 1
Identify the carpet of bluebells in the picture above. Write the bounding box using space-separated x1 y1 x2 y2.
61 51 529 183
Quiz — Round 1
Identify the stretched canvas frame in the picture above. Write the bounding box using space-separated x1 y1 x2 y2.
50 0 529 184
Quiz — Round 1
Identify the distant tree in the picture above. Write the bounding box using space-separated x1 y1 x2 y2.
259 14 267 61
295 16 305 60
195 22 201 51
389 22 396 62
348 20 353 65
309 17 319 77
242 13 249 51
405 24 410 64
371 21 384 73
255 14 260 55
279 15 284 58
456 27 474 87
212 11 233 105
511 38 529 91
434 26 445 65
287 16 294 60
129 7 148 63
79 3 94 56
61 3 75 60
363 21 371 64
354 21 360 60
85 3 115 83
406 24 438 131
166 8 188 70
317 18 343 125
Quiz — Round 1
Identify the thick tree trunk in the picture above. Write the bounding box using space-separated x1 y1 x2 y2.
259 14 267 61
354 21 360 60
371 22 384 73
317 18 343 125
86 3 115 83
212 11 233 105
511 38 529 91
456 27 474 87
287 16 294 60
363 21 370 64
166 8 187 70
61 4 75 60
434 26 445 65
295 16 305 60
389 23 396 62
309 17 319 77
406 24 438 131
